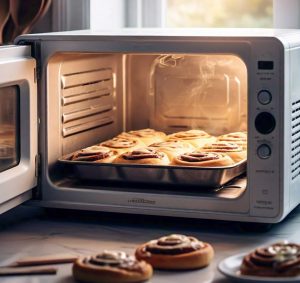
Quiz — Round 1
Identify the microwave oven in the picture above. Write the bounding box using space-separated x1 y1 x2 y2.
0 28 300 224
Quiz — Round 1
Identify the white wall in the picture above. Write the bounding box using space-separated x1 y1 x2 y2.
90 0 125 30
274 0 300 28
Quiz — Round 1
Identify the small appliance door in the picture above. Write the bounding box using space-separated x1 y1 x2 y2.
0 45 37 214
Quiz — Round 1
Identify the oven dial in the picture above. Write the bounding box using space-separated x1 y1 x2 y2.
257 144 271 159
255 112 276 134
257 90 272 105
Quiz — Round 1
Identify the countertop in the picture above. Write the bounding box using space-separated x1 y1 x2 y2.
0 205 300 283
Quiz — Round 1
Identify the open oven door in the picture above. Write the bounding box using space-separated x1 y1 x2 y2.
0 45 37 214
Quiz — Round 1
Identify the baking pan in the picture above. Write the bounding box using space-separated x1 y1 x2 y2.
59 154 246 188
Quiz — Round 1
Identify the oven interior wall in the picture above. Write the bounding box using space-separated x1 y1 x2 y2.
48 53 124 158
47 52 247 198
126 54 247 135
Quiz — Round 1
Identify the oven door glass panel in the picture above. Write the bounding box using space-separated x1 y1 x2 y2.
0 45 37 214
0 86 19 172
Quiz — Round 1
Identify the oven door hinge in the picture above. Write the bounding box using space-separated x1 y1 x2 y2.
35 154 40 178
34 67 39 83
33 153 42 200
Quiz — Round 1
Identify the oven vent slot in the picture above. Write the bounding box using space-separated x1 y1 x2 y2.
291 99 300 180
62 81 112 106
63 116 114 137
61 68 114 137
61 69 112 89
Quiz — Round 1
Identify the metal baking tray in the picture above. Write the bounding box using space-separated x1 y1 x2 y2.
58 154 246 188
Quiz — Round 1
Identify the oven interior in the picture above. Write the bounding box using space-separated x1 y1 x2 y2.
47 52 247 199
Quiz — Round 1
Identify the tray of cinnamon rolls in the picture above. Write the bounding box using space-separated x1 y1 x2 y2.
59 128 247 187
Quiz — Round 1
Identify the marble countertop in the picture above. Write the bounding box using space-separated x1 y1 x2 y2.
0 205 300 283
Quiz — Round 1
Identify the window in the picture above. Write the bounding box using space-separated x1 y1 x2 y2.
166 0 272 28
33 0 300 33
88 0 300 30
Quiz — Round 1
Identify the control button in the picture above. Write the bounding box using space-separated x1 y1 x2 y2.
257 144 272 159
257 90 272 105
255 112 276 134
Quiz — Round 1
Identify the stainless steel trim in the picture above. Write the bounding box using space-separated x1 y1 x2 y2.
59 156 246 188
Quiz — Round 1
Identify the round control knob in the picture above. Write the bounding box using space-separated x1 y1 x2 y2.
255 112 276 134
257 90 272 105
257 144 272 159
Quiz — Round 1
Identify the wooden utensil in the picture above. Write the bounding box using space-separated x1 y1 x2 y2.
13 253 79 267
10 0 45 38
2 15 15 43
21 0 52 34
0 266 57 276
0 0 10 43
34 0 52 30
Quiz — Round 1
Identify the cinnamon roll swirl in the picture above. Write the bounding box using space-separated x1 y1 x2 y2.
117 129 166 146
70 145 117 163
201 141 246 162
217 132 247 150
167 129 216 148
101 137 145 154
113 148 170 165
240 241 300 277
73 250 153 283
172 151 234 167
135 234 214 270
149 140 195 160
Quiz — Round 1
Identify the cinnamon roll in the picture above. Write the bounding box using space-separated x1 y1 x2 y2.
217 132 247 150
167 130 216 148
113 148 170 165
73 251 153 283
101 137 145 154
201 141 246 162
0 125 15 148
0 144 15 159
240 241 300 277
135 234 214 270
148 140 195 160
70 145 117 163
172 151 234 167
118 129 166 146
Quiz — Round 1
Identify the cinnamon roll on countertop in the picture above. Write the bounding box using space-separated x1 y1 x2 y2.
73 250 153 283
240 241 300 277
135 234 214 270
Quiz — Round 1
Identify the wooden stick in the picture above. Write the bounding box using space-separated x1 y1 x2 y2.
13 253 78 267
0 266 57 276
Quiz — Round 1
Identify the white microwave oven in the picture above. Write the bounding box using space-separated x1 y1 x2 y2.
0 28 300 224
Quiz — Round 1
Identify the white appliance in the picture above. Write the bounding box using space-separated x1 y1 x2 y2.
1 28 300 224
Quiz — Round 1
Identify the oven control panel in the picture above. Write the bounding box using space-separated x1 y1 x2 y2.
257 144 272 159
257 90 272 105
255 111 276 135
250 42 281 219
